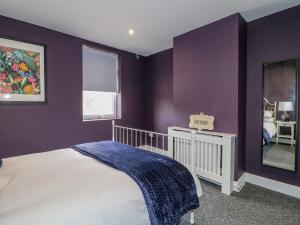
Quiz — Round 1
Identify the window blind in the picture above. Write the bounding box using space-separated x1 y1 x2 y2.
82 46 118 92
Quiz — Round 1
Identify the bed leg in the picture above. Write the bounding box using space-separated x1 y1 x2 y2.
190 211 195 224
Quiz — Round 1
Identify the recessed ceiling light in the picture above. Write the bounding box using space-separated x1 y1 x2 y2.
128 29 134 35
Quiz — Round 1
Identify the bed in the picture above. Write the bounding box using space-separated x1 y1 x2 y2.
0 126 202 225
263 98 277 145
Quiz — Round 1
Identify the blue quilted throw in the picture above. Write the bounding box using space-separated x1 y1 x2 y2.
72 141 199 225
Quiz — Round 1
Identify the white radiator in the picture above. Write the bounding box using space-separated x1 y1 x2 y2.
168 127 236 195
112 121 236 195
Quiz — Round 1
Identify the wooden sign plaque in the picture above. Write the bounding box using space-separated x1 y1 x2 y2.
189 113 215 131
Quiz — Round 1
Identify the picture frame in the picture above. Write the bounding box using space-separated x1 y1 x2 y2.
0 37 46 103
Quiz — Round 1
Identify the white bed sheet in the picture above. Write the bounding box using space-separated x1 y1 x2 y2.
264 121 277 138
0 148 202 225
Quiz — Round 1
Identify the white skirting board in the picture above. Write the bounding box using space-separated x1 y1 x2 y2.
233 173 247 192
233 172 300 199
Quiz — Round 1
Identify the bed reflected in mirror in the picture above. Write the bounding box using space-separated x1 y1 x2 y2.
262 59 298 171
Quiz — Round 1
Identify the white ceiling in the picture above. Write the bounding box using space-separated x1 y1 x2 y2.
0 0 299 56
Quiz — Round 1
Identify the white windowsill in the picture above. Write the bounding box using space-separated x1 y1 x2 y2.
83 116 121 122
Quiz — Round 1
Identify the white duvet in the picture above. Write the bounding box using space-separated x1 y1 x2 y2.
264 121 277 138
0 148 202 225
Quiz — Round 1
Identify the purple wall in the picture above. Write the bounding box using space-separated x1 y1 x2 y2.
145 49 173 133
0 15 146 158
173 14 239 132
173 14 246 180
246 6 300 186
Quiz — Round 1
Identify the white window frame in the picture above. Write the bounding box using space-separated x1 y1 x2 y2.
82 46 120 121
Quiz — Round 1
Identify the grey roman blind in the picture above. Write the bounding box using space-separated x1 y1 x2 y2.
83 46 118 92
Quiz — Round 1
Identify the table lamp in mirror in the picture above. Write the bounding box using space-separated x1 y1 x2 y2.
278 101 293 121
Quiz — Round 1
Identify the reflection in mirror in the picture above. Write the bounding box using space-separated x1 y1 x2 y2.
262 59 298 171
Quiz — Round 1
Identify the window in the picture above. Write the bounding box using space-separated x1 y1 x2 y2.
83 91 116 119
82 46 119 120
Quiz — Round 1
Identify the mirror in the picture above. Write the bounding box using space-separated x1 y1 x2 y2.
262 59 298 171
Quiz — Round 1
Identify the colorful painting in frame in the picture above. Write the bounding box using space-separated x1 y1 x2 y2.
0 37 45 103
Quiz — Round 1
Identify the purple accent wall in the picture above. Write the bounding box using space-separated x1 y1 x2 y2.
173 14 239 132
145 49 173 133
0 15 146 158
246 6 300 186
173 14 247 180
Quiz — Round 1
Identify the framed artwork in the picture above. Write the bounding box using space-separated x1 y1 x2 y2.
0 37 46 103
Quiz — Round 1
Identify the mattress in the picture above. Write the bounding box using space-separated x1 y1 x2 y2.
0 148 202 225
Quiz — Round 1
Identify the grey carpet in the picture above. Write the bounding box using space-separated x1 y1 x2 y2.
263 143 295 171
179 179 300 225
